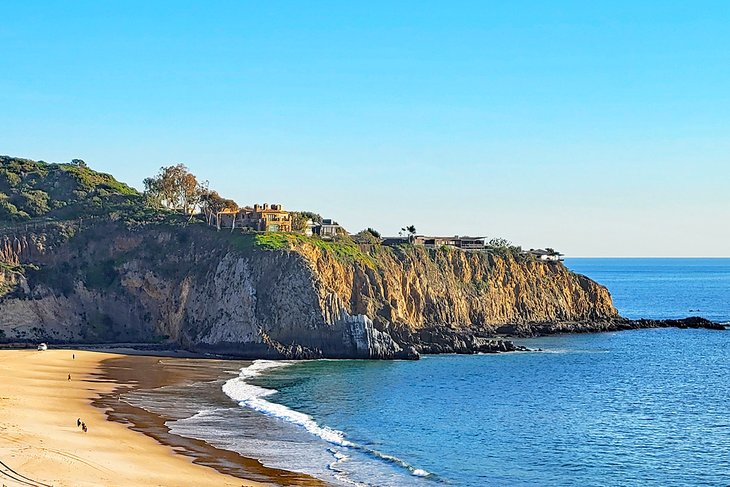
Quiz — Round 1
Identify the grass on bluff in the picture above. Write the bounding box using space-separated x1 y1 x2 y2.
229 232 376 268
254 232 292 250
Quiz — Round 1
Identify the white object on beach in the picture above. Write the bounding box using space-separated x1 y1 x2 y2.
37 343 48 351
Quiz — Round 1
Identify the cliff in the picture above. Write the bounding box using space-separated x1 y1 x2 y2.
1 156 721 359
0 222 620 358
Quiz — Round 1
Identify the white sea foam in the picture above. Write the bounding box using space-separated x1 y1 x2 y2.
222 360 354 447
331 450 349 462
363 448 434 478
326 448 370 487
223 360 434 480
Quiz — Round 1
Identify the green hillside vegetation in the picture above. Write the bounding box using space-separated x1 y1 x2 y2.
0 156 149 223
0 157 373 261
247 232 376 268
0 156 535 265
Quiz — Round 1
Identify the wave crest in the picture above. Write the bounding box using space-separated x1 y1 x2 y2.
222 360 353 447
222 360 434 480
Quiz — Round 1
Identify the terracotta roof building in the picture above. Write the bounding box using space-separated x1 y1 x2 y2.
214 203 292 232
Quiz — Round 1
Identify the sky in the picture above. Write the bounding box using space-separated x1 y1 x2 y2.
1 1 728 257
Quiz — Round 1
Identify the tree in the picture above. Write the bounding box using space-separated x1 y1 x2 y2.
485 237 523 258
143 164 208 218
365 227 381 238
182 174 207 217
70 159 87 168
143 176 163 208
200 190 238 225
355 228 381 243
487 238 511 248
290 211 323 233
400 225 417 241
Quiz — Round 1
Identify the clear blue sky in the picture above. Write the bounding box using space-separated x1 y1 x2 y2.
1 1 728 256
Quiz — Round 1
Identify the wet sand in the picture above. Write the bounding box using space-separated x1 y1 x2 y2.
0 349 324 486
96 354 325 486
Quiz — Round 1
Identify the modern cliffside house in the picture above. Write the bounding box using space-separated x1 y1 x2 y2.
303 219 317 237
526 249 564 261
314 219 342 240
214 203 292 232
454 236 487 250
381 236 410 246
411 235 486 250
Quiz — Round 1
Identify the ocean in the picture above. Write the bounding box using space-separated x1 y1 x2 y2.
125 258 730 486
566 258 730 322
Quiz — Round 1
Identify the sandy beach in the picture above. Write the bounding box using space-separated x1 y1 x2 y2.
0 349 268 487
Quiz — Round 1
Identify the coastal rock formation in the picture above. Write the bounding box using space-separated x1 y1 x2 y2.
0 222 620 358
0 157 721 359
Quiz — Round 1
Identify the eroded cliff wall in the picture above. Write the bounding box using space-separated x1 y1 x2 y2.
0 223 619 358
295 242 617 330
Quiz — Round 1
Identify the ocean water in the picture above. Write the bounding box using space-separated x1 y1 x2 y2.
565 258 730 322
131 259 730 486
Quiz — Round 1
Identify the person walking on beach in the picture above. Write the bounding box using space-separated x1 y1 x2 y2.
77 418 81 427
67 373 71 381
72 353 75 360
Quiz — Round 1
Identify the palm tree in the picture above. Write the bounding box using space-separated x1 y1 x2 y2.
401 225 417 242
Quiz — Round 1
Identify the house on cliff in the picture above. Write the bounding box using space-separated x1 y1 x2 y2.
382 235 487 250
314 219 343 240
412 235 486 250
215 203 292 232
526 248 564 261
302 219 318 237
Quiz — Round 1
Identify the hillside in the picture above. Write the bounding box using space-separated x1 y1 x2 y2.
0 156 149 223
0 155 653 359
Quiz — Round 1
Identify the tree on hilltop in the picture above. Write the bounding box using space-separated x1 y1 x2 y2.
291 211 323 232
143 164 208 219
355 228 382 243
365 227 381 238
400 225 417 241
200 190 238 225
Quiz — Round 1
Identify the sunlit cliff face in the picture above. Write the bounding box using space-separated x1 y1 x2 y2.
0 224 617 358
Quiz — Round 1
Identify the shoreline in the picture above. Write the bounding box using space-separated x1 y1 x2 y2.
96 354 325 486
0 349 322 487
1 316 723 360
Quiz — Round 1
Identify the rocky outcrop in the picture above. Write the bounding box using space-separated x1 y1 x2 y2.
498 316 726 336
0 222 714 359
391 327 529 354
626 317 725 330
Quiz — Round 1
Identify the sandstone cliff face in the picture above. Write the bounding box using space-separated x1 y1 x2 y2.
0 224 619 358
294 242 617 331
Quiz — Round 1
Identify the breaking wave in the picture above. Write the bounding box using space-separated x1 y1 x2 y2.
222 360 435 480
222 360 352 446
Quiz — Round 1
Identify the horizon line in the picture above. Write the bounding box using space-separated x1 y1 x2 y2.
567 256 730 259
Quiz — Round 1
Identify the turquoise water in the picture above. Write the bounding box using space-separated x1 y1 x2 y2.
214 259 730 486
256 330 730 486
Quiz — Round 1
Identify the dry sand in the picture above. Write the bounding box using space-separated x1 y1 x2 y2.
0 349 264 487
